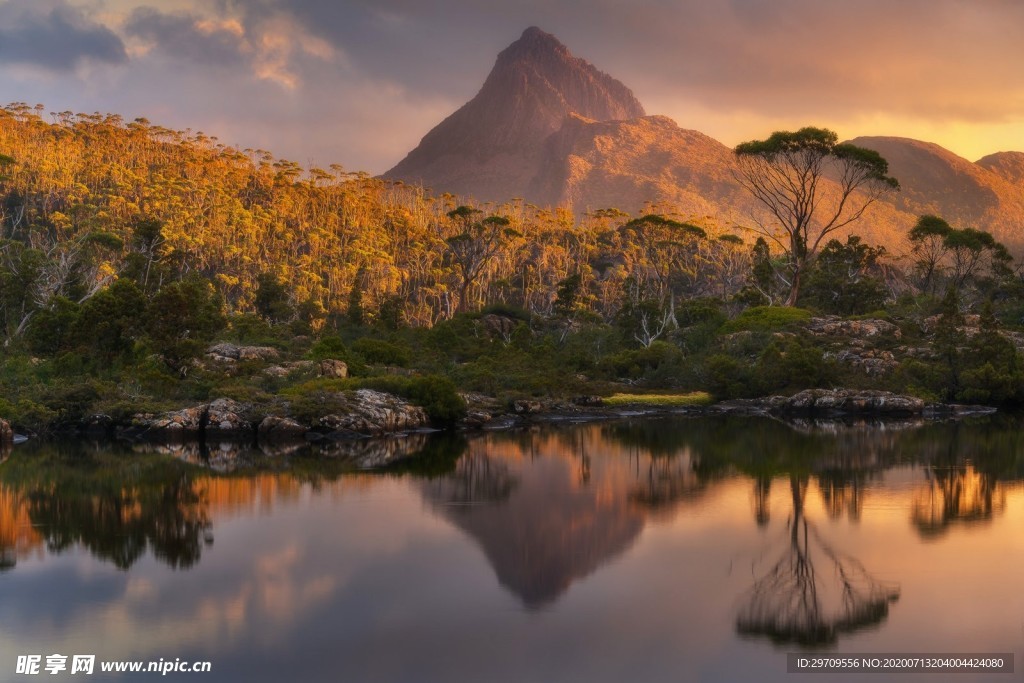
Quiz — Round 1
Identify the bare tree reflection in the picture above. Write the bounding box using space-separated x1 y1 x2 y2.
737 477 900 646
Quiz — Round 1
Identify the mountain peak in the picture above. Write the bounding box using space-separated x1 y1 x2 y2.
520 26 561 44
501 26 569 60
384 27 645 201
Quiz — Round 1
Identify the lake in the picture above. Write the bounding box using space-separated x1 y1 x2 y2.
1 416 1022 682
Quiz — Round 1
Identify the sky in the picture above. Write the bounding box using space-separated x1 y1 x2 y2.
1 0 1023 174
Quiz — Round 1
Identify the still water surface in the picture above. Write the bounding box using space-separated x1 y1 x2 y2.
1 416 1022 682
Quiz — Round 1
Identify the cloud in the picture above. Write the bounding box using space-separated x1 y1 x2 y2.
0 0 127 71
124 7 247 66
230 0 1024 123
4 0 1024 171
122 4 337 89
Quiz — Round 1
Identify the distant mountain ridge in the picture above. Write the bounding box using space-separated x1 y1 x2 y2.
385 27 1024 251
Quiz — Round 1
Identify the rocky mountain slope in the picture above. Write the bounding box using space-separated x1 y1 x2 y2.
385 27 644 202
977 151 1024 186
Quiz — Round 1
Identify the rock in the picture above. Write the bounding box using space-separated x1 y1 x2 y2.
263 365 291 378
825 348 899 377
512 399 544 414
264 361 316 378
773 389 925 416
207 343 240 361
461 392 502 411
258 416 308 440
805 316 901 340
573 395 604 407
129 399 252 439
206 343 280 362
480 314 518 341
81 414 115 436
318 359 348 378
237 346 280 361
205 398 253 436
318 389 428 435
0 419 12 445
134 405 207 435
922 314 981 334
461 410 494 428
709 399 773 416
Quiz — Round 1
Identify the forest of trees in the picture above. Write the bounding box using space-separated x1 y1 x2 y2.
2 104 1024 431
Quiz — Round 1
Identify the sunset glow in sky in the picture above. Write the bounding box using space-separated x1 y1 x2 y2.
1 0 1022 173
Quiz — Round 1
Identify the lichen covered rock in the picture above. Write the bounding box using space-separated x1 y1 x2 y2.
318 389 428 435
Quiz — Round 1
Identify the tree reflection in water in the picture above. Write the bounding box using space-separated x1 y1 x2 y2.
912 464 1004 538
737 476 900 646
0 445 213 570
753 476 772 527
628 449 706 515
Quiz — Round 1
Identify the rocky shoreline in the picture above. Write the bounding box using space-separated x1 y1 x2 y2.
2 387 997 447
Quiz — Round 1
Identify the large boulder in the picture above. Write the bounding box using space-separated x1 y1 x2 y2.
258 416 309 441
318 389 428 435
130 399 253 439
133 405 207 435
0 419 12 445
318 359 348 378
238 346 280 361
207 343 241 362
205 398 254 437
479 314 518 342
512 399 544 414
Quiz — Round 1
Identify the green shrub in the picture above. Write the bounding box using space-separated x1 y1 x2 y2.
309 336 348 361
480 303 532 322
704 354 754 399
597 340 684 379
754 337 836 393
0 398 59 431
352 338 411 367
225 313 278 345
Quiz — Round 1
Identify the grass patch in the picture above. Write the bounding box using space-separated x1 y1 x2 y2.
721 306 812 333
603 391 713 407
